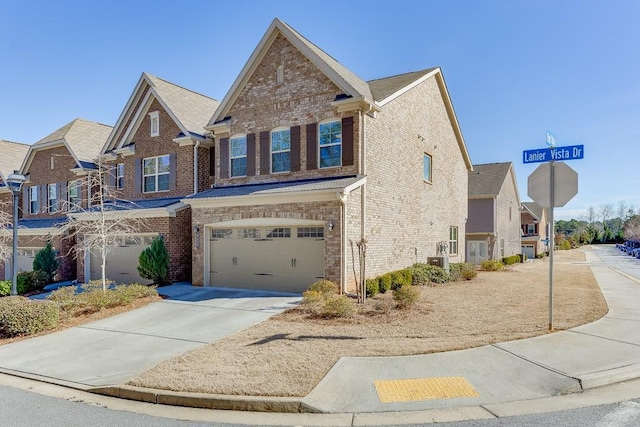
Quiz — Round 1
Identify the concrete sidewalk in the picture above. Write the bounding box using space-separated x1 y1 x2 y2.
302 246 640 413
1 245 639 422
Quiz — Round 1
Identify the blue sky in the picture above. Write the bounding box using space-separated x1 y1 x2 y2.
1 0 638 220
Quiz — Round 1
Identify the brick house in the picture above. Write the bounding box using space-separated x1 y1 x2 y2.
16 119 112 281
0 139 30 280
82 73 219 284
466 162 521 263
521 201 549 258
186 19 472 293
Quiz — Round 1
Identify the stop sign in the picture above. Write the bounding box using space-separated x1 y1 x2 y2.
528 162 578 208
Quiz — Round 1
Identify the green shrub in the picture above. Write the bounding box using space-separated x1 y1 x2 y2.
378 274 392 293
0 297 59 337
481 260 504 271
393 284 420 309
411 263 449 285
560 240 571 250
32 240 59 284
390 269 413 290
16 270 48 294
501 255 521 265
0 281 10 297
449 263 477 281
47 286 79 310
47 283 158 313
321 295 356 318
303 279 339 307
137 236 170 285
365 278 379 297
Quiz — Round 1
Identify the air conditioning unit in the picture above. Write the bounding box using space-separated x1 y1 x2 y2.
427 257 444 268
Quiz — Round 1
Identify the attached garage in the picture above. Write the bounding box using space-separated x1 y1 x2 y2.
4 247 43 280
522 244 535 260
208 225 325 293
88 235 156 284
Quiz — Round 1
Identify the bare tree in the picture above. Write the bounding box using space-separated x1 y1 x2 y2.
58 158 142 291
624 216 640 241
587 206 597 225
0 201 15 267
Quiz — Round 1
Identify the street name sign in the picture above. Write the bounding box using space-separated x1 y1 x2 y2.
523 144 584 164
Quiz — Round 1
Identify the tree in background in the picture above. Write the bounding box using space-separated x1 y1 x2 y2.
32 240 59 284
0 202 14 268
137 235 169 285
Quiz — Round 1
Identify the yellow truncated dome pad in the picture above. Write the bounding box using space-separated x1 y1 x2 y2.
374 376 480 403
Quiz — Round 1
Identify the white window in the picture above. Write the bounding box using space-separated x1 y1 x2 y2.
271 128 290 173
298 227 324 238
230 135 247 177
526 224 536 234
143 155 170 193
29 186 38 214
424 153 432 182
116 163 124 189
211 229 233 239
449 226 458 255
238 228 260 239
149 111 159 137
266 228 291 238
319 120 341 168
68 180 81 211
48 184 57 213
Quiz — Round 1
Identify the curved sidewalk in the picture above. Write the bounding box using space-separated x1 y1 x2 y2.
1 245 639 423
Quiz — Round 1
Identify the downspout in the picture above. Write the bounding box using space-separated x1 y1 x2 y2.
193 140 201 195
338 192 347 294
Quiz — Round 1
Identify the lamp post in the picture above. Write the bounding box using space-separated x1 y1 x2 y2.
6 172 26 296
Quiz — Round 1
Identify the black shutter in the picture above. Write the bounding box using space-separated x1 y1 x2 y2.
246 133 256 176
22 187 28 214
342 116 354 166
134 159 142 195
219 138 229 179
306 123 317 170
259 131 270 175
169 153 177 191
209 147 215 176
290 126 300 172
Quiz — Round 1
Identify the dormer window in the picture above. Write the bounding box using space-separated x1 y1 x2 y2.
149 111 160 137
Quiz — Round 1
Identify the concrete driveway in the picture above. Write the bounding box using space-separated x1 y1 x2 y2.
0 284 300 388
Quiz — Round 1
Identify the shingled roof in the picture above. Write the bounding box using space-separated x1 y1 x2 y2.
469 162 513 197
522 201 544 220
0 139 29 182
32 118 112 165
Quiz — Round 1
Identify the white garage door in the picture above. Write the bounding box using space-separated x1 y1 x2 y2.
522 245 535 260
209 226 325 293
4 247 43 280
89 236 155 285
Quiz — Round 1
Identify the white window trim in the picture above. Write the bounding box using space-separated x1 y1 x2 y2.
29 186 38 214
48 184 58 213
143 154 170 193
230 134 247 178
318 119 342 169
116 163 125 189
449 226 458 255
149 111 160 137
271 126 291 174
68 180 81 211
423 153 433 183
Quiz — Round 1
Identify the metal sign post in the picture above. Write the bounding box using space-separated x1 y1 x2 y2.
526 135 582 332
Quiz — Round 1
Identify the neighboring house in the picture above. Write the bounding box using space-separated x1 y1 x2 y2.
17 118 112 280
0 139 30 280
85 73 219 284
521 201 548 259
466 162 521 263
186 18 472 293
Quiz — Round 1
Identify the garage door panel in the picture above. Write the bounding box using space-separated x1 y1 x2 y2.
209 226 325 293
89 237 154 285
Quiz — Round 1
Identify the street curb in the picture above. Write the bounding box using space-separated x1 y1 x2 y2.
89 385 321 413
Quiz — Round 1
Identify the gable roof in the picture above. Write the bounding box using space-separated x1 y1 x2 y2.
0 139 29 183
21 118 112 173
103 73 219 153
522 201 544 221
206 18 473 171
469 162 516 197
208 18 374 126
